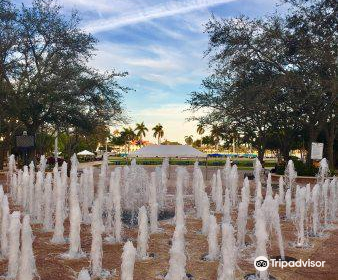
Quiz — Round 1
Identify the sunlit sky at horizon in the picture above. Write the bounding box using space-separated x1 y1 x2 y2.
14 0 282 143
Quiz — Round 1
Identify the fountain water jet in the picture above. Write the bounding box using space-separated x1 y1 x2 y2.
217 222 236 280
7 211 21 279
90 199 106 277
43 173 53 232
205 215 219 261
121 241 136 280
18 215 37 280
136 206 149 260
1 195 9 258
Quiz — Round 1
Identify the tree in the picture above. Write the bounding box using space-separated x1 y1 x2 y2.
188 0 337 165
184 135 193 146
152 124 164 145
196 124 205 135
0 0 128 166
120 127 136 152
135 122 148 141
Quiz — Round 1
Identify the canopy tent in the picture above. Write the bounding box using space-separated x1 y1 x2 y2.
128 145 207 158
77 150 95 156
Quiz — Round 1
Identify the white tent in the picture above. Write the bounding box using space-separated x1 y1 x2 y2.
77 150 95 156
128 145 207 158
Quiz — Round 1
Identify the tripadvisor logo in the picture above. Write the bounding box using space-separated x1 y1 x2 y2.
254 256 269 271
254 256 326 270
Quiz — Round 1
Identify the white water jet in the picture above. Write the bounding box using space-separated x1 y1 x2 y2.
222 189 231 224
81 169 90 225
10 173 18 203
266 173 272 197
17 170 23 206
22 166 29 211
229 165 238 208
211 173 217 204
7 155 16 185
1 195 9 258
285 160 297 193
329 178 337 222
112 168 122 243
34 171 44 223
105 170 115 236
121 241 136 280
136 206 149 260
165 224 186 280
77 269 91 280
51 171 65 244
285 189 292 220
241 177 250 204
175 168 186 228
88 167 95 207
215 170 223 213
236 201 248 248
278 176 284 204
7 211 21 279
90 199 105 277
201 192 210 235
261 195 285 260
206 215 219 261
317 158 329 185
254 208 268 280
43 173 53 232
217 222 236 280
223 157 232 190
253 158 262 186
39 155 47 175
192 165 204 218
295 187 306 247
149 172 158 233
322 179 329 226
312 184 320 236
63 154 84 259
18 215 37 280
28 162 35 215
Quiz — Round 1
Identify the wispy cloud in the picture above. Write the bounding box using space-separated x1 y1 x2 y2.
83 0 237 33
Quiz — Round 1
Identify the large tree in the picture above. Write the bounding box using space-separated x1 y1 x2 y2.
0 0 128 167
188 0 337 165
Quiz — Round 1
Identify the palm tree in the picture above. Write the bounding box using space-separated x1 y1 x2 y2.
152 124 164 145
210 125 222 151
197 124 205 135
134 122 148 141
120 127 136 152
184 135 193 146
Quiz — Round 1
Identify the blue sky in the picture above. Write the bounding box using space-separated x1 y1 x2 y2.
15 0 281 143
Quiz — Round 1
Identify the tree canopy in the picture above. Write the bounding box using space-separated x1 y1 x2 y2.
188 0 337 165
0 0 129 166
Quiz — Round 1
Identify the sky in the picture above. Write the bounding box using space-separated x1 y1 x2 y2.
14 0 281 143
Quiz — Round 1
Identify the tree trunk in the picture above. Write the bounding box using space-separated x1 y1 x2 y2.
324 120 336 170
0 144 4 170
257 147 265 163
